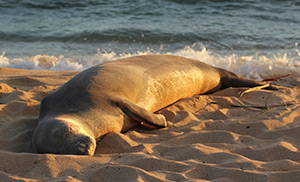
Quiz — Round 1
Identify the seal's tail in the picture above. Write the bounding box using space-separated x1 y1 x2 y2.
218 68 278 90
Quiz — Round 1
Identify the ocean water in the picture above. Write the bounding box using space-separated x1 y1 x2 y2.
0 0 299 79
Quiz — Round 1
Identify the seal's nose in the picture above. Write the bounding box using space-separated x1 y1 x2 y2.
74 135 96 155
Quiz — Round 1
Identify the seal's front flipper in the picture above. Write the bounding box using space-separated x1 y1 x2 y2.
114 98 167 128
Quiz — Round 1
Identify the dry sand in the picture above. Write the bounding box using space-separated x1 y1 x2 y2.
0 67 300 182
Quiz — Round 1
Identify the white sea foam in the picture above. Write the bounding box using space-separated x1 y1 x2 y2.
1 45 299 80
172 44 300 80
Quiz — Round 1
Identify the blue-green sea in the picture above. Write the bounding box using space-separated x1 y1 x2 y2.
0 0 299 79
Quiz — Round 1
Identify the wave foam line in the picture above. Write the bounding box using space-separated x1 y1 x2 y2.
1 45 299 80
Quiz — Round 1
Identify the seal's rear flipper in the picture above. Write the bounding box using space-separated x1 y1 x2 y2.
219 68 279 90
223 77 279 90
114 98 167 128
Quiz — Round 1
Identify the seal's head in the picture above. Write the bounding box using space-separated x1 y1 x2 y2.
32 117 96 155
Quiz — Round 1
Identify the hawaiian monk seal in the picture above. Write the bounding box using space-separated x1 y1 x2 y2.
32 55 276 155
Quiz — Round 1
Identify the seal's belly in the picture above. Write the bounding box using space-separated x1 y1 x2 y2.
137 66 221 112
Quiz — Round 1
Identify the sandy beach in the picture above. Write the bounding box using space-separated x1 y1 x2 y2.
0 67 300 182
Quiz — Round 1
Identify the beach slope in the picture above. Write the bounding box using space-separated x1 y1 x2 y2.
1 67 300 182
